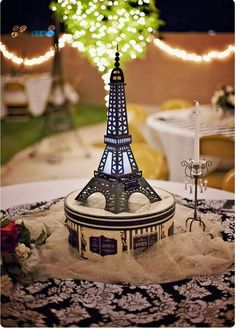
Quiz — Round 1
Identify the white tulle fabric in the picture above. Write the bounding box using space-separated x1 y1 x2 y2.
16 201 234 284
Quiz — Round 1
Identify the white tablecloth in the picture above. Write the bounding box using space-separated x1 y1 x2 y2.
1 178 234 210
146 107 234 182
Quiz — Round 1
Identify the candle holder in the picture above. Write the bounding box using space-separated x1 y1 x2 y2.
181 159 212 232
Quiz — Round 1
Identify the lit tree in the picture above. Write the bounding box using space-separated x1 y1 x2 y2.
50 0 163 75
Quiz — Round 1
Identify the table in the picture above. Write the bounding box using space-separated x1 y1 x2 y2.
146 106 234 182
1 179 234 327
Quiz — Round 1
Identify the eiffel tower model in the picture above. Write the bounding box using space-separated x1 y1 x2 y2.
76 50 161 213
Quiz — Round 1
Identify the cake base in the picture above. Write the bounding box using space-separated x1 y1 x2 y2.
64 187 175 261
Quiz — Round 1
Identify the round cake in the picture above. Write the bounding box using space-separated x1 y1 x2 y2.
65 187 175 261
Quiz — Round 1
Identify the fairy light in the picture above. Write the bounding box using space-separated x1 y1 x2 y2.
0 41 54 66
49 0 161 75
0 36 234 68
153 38 235 63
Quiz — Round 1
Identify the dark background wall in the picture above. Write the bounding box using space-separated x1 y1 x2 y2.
1 0 234 33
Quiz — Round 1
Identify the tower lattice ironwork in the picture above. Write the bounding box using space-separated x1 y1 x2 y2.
76 50 161 213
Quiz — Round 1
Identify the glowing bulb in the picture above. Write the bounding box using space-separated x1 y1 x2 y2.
99 65 105 72
146 35 154 42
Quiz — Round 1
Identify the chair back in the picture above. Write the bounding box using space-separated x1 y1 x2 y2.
3 80 29 117
127 103 147 124
4 81 25 92
131 143 168 180
160 98 192 111
200 135 234 159
222 169 235 192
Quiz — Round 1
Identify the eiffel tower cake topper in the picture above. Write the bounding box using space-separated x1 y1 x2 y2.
76 48 161 213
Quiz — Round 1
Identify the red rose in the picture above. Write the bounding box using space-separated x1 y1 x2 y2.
1 221 20 254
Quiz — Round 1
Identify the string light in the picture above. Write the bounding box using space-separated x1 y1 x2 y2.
153 38 235 63
1 35 234 106
0 36 234 67
0 42 54 66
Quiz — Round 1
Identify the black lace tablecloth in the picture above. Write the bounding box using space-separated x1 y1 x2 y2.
1 197 234 327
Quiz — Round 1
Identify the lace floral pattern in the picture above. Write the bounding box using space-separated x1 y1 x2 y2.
1 197 234 327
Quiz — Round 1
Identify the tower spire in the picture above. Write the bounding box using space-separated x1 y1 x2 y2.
115 47 120 68
75 50 161 213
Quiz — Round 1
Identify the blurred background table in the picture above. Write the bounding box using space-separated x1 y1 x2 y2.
1 73 52 117
146 106 234 182
1 73 79 118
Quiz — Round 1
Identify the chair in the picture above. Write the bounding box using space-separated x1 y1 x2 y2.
200 135 234 190
131 143 168 180
127 103 148 123
222 169 235 192
3 81 29 118
127 103 148 143
160 98 192 111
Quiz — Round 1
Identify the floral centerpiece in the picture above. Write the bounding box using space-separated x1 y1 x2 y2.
1 216 50 296
211 85 235 116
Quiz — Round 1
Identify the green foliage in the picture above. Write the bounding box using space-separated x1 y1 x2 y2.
33 228 51 246
1 218 10 228
1 116 45 164
18 221 31 247
71 104 107 127
50 0 163 72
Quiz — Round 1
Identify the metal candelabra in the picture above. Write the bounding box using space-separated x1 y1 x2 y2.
181 159 212 232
